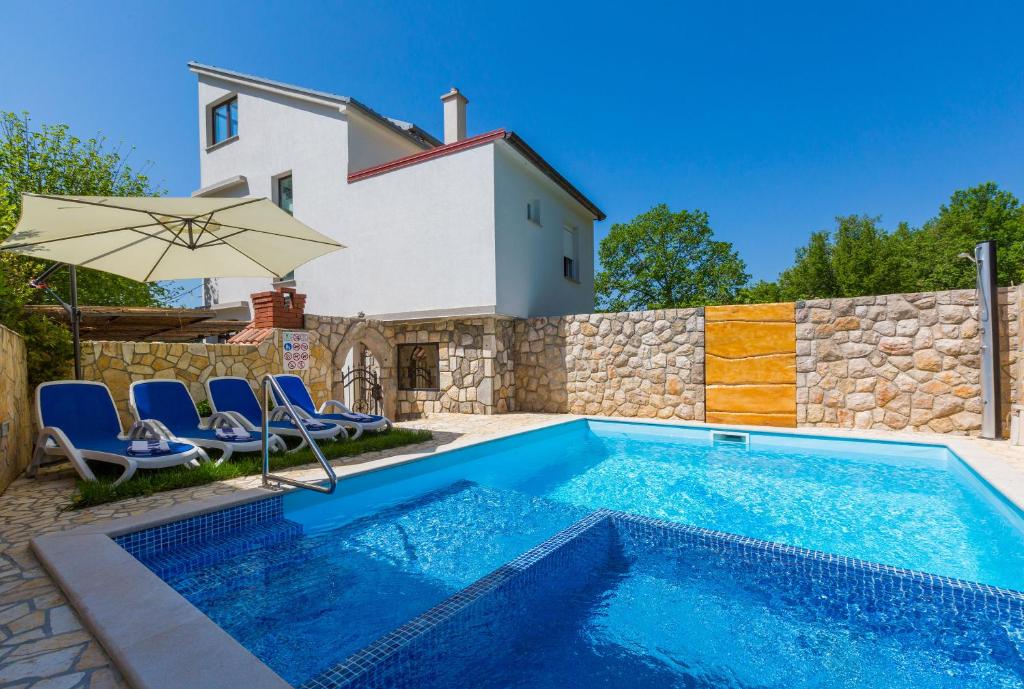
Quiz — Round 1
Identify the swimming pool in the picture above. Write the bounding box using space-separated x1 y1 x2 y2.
116 419 1024 687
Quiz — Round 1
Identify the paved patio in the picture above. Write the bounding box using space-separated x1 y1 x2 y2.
1 413 1022 689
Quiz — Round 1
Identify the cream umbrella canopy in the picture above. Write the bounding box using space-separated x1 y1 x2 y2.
1 194 344 377
1 194 343 281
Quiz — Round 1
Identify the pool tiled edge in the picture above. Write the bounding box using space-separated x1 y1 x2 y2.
30 488 294 689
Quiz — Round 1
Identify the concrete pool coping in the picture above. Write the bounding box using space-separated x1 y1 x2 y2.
29 416 1024 689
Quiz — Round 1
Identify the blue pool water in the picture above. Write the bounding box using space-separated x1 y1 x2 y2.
134 420 1024 687
328 512 1024 689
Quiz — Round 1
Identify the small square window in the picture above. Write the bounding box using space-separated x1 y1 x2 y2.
398 344 440 391
211 97 238 145
526 199 541 225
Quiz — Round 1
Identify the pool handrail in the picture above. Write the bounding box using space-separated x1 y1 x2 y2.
261 374 337 494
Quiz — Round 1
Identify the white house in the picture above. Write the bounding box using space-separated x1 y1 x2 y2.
190 63 605 321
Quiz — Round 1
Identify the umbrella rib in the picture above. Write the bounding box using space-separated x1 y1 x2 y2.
26 194 265 220
195 229 248 248
207 223 343 247
1 219 175 250
142 223 189 282
77 230 171 270
215 233 283 278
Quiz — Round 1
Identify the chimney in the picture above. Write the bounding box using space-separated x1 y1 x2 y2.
440 87 468 144
250 286 307 330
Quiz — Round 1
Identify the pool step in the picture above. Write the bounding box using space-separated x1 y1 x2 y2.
135 518 304 579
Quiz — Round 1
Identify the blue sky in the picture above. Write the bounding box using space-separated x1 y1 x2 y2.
3 1 1022 306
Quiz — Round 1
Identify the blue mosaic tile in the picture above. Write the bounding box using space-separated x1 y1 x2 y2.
134 519 304 580
114 495 290 561
301 509 1024 689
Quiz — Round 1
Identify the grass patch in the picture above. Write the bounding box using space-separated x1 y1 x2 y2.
70 429 433 510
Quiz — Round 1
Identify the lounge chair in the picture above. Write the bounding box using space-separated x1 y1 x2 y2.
31 380 203 486
130 379 282 463
270 374 393 439
205 376 346 452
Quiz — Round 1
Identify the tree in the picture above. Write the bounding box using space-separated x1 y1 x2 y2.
766 216 919 301
776 230 836 300
912 183 1024 290
595 204 749 311
0 112 169 385
735 279 783 304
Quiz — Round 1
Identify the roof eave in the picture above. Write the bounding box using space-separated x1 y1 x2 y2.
187 62 439 150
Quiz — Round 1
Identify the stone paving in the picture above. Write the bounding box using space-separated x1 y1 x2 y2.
0 413 1022 689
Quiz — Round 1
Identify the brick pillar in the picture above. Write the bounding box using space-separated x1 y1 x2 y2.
250 287 307 330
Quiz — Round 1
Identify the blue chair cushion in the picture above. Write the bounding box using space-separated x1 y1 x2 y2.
132 381 202 436
207 378 264 427
271 375 317 416
39 383 122 447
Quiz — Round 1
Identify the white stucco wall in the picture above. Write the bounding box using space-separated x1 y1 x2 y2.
346 111 424 173
196 73 598 319
198 74 352 313
341 145 498 318
492 142 595 317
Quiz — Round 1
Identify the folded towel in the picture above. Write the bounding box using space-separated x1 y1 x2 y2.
215 427 251 441
291 418 330 431
341 412 376 422
126 439 171 457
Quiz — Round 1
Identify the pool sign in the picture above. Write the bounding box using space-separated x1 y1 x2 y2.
282 331 310 371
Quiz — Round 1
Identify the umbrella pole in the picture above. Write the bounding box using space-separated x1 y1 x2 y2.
69 266 82 380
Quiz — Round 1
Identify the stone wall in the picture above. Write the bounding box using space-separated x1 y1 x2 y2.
513 310 705 419
306 315 515 420
0 325 31 495
81 330 332 427
796 287 1020 435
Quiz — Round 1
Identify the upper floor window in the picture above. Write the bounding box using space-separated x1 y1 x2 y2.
276 175 293 215
526 199 541 225
563 225 579 281
211 98 238 145
275 175 295 283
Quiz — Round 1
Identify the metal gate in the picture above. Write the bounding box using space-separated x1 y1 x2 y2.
338 366 383 415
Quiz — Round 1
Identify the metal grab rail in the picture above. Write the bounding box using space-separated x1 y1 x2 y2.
261 374 338 494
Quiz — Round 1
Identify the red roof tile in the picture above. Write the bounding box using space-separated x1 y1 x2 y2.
227 325 276 344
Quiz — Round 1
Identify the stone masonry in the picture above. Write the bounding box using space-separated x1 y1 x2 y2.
80 330 333 428
0 325 31 494
514 310 705 419
797 288 1021 434
306 315 515 420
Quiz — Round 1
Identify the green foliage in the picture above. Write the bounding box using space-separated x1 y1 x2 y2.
595 204 749 311
195 399 213 417
741 183 1024 303
913 183 1024 290
0 112 170 386
734 279 784 305
69 429 434 509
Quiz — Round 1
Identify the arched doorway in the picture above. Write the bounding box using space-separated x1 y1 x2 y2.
331 322 397 420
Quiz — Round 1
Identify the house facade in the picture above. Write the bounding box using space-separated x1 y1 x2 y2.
191 63 604 322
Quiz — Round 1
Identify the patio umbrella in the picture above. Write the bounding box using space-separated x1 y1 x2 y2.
1 194 344 376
